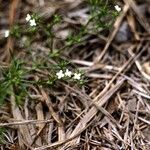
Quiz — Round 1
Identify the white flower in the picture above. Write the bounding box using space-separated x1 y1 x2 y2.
56 70 64 79
26 14 31 22
5 30 9 38
65 69 72 77
29 19 36 26
73 73 81 80
114 5 121 12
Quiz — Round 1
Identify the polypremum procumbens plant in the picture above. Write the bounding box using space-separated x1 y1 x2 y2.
1 0 121 106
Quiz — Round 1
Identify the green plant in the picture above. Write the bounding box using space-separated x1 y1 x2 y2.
1 1 120 105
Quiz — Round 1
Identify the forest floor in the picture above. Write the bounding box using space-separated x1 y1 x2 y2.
0 0 150 150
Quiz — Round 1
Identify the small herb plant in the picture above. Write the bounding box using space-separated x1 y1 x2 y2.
1 1 121 105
